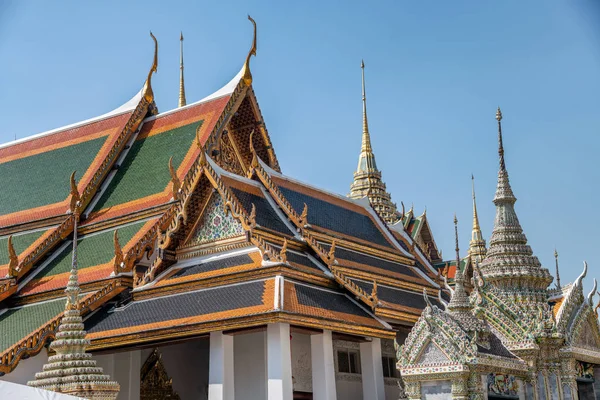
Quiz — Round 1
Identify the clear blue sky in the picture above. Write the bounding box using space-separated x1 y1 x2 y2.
1 1 599 290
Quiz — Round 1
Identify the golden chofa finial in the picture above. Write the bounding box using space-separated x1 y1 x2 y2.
142 32 159 103
242 15 257 86
169 156 181 201
179 31 187 108
496 106 502 121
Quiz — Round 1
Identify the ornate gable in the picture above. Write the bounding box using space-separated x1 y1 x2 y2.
417 340 451 364
140 349 181 400
183 192 245 248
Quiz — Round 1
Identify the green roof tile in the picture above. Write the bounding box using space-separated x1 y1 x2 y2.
0 137 107 216
0 230 46 265
93 121 202 211
0 298 66 353
34 220 147 279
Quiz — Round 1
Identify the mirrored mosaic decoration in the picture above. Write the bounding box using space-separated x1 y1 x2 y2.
188 193 244 246
487 373 518 397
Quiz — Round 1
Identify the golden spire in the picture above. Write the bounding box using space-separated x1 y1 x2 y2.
242 15 257 86
361 60 372 153
468 174 486 263
178 32 186 108
348 60 400 224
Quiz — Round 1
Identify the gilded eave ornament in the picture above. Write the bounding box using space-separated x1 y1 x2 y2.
7 235 18 278
142 32 159 103
169 156 181 201
242 15 257 86
69 171 81 215
113 230 124 275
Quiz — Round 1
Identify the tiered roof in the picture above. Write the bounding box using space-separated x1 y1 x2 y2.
0 20 444 381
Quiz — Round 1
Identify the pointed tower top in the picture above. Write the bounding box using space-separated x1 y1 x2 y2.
178 31 187 108
480 107 552 294
468 175 486 263
447 215 471 312
360 59 372 153
348 60 400 224
554 248 561 289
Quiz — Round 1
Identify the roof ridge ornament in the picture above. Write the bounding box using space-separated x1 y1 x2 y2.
69 171 81 215
142 32 159 103
7 236 18 278
179 32 187 108
242 15 257 86
169 156 181 201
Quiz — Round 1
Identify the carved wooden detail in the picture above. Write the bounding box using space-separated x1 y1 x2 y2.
140 349 181 400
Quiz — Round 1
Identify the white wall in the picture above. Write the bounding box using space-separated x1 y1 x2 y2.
291 332 312 393
157 339 210 400
234 330 266 400
420 380 452 400
0 351 49 385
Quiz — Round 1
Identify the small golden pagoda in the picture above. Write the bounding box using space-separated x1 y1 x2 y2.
348 60 401 224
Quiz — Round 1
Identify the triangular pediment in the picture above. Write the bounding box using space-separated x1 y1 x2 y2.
141 349 180 400
417 340 451 365
182 191 245 248
574 315 600 350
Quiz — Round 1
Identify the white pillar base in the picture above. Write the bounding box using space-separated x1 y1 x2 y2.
267 323 293 400
311 330 337 400
360 338 385 400
209 331 235 400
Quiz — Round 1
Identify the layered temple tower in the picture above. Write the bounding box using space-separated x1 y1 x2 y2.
28 216 120 399
479 107 553 298
348 61 401 224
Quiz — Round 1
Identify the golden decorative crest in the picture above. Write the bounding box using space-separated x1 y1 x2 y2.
280 238 288 264
113 230 124 275
300 203 308 226
196 124 203 148
242 15 257 86
370 280 379 308
327 240 336 264
7 236 18 278
168 156 181 201
69 171 81 214
140 349 180 400
142 32 159 103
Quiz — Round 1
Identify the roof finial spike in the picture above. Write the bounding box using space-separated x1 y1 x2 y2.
142 32 159 103
178 31 186 108
360 59 372 153
454 214 460 270
554 248 561 289
242 16 257 86
496 106 505 172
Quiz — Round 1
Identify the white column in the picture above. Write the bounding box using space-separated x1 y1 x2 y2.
360 338 385 400
311 330 337 400
209 331 235 400
267 323 293 400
